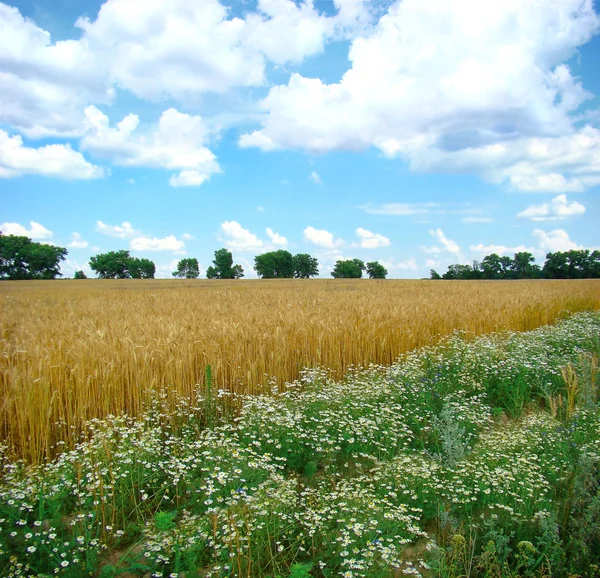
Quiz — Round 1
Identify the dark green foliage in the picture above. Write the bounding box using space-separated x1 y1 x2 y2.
432 249 599 280
73 270 87 279
293 253 319 278
331 258 365 278
0 234 68 279
442 263 475 280
89 250 155 279
206 248 244 279
511 251 540 279
172 257 200 279
254 250 295 278
128 257 156 279
366 261 387 279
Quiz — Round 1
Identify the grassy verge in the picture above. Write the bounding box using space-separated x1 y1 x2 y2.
1 312 600 577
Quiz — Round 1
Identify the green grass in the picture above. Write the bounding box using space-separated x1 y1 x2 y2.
1 312 600 577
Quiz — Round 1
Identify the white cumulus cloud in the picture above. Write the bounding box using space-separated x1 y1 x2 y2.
82 107 220 187
428 228 461 255
130 235 186 253
354 227 390 249
68 232 89 249
470 243 533 256
0 130 104 179
0 220 53 239
532 228 583 252
95 220 138 238
0 0 370 137
266 228 288 247
220 221 264 251
303 226 344 248
517 194 586 221
240 0 600 191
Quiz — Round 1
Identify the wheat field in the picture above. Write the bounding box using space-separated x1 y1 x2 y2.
1 278 599 463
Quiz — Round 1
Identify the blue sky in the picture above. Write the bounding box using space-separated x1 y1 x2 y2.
1 0 599 278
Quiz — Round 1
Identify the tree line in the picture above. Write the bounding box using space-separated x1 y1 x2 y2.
0 234 389 279
430 250 600 280
7 231 596 282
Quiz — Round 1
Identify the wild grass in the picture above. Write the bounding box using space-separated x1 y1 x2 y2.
1 278 599 462
1 312 600 577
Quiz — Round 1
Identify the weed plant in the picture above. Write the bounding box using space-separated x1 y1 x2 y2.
1 312 600 576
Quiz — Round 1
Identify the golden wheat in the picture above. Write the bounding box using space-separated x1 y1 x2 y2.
1 278 599 463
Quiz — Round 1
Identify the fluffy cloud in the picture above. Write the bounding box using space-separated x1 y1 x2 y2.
380 258 418 271
0 220 53 239
470 243 532 256
82 107 220 187
130 236 186 253
303 226 343 248
354 227 390 249
240 0 600 191
266 228 288 247
517 194 586 221
428 228 461 255
470 228 583 258
0 3 113 137
68 232 89 249
95 220 138 238
220 221 264 251
532 228 583 252
0 0 369 137
0 130 104 179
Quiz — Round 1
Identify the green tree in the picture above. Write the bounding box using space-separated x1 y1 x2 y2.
293 253 319 278
542 252 569 279
331 259 365 278
206 248 244 279
430 269 442 280
172 258 200 279
254 250 295 278
0 234 67 279
89 251 155 279
366 261 388 279
442 263 474 280
128 257 156 279
481 253 503 279
89 250 132 279
511 252 540 279
589 250 600 278
566 249 591 279
73 270 87 279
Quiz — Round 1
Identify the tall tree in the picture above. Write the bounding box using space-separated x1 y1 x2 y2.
89 250 156 279
0 234 67 279
173 258 200 279
128 257 156 279
89 250 132 279
206 248 244 279
331 259 365 278
366 261 388 279
442 263 474 280
481 253 504 279
542 252 570 279
254 250 295 278
511 252 540 279
293 253 319 278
